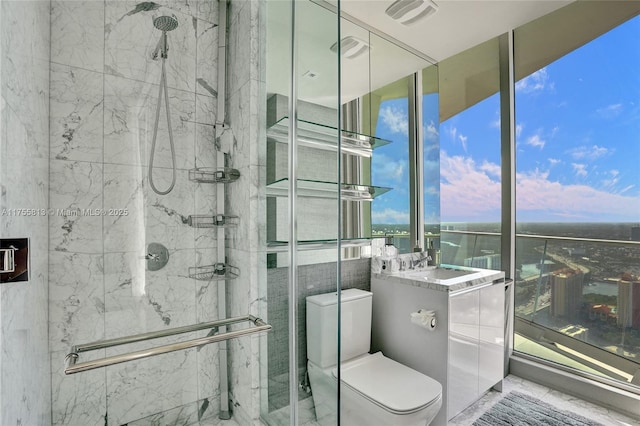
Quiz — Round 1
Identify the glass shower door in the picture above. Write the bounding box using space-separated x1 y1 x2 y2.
263 0 341 425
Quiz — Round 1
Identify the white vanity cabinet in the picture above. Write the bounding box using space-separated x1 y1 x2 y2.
448 282 505 419
371 270 505 426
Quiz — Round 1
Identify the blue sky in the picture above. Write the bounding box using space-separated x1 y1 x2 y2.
372 14 640 225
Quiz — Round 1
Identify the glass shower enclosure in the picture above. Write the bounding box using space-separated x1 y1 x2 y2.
1 0 269 424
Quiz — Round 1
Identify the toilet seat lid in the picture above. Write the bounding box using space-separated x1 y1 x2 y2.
333 352 442 415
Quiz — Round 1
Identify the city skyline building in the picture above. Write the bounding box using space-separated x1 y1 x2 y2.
550 268 585 320
617 274 640 329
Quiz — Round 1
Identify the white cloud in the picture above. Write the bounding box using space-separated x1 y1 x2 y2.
567 145 612 161
620 185 635 194
515 123 523 138
372 208 409 224
515 68 549 94
525 134 545 149
440 153 502 220
446 125 457 142
601 170 621 190
372 154 406 183
548 158 561 166
424 185 439 195
379 106 408 135
595 103 623 119
440 152 640 222
424 120 439 141
516 169 640 220
572 163 588 177
458 135 468 152
480 161 501 178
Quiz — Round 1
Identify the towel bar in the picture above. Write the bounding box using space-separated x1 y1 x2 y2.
64 315 271 374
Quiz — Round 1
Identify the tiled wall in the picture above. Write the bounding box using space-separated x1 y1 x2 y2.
266 259 372 411
0 1 51 424
224 0 267 424
48 1 223 424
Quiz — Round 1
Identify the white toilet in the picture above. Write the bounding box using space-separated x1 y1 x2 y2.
306 289 442 426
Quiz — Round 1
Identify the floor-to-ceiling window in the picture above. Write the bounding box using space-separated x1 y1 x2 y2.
438 37 502 270
513 9 640 390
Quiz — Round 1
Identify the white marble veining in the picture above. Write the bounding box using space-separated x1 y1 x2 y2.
196 20 219 97
0 2 50 161
225 0 266 422
51 0 105 72
45 0 224 423
103 74 196 169
50 64 104 162
49 160 104 253
104 2 196 92
105 348 199 425
51 350 107 426
1 1 51 424
103 165 198 253
104 248 197 336
48 251 105 354
372 261 504 293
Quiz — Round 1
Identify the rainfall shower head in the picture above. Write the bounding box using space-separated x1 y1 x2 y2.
151 15 178 60
153 15 178 32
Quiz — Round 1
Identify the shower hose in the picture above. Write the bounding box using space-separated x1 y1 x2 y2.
149 57 177 195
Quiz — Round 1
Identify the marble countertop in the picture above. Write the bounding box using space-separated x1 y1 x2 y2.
371 265 505 293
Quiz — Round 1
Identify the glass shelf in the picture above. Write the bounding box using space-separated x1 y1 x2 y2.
266 178 391 201
266 238 372 253
267 117 391 157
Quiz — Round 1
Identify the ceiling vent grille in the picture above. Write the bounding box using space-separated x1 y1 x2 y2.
385 0 438 25
329 36 370 59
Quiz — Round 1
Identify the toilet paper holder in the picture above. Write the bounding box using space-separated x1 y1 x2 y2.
410 309 436 330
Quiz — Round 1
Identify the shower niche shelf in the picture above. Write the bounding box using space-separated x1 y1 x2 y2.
187 214 239 228
267 117 391 157
189 167 240 184
266 178 390 201
188 263 239 281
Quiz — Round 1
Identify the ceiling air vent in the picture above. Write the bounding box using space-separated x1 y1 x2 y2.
385 0 438 25
329 36 370 59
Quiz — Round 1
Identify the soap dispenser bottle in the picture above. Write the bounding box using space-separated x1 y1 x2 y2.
383 234 398 257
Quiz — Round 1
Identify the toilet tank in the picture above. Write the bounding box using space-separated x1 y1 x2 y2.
306 289 372 369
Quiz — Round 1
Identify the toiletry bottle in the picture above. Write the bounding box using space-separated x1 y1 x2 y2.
427 241 437 266
384 234 398 257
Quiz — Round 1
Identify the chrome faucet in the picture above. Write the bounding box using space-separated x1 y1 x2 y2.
409 254 432 269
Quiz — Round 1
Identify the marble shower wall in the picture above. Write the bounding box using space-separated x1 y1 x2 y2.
0 1 51 425
223 0 267 424
49 1 223 424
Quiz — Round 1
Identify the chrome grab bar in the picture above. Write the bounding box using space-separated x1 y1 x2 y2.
64 315 271 375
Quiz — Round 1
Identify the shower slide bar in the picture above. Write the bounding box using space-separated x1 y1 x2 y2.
64 315 271 375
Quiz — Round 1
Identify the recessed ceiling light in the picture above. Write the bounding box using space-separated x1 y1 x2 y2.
385 0 438 26
329 36 370 59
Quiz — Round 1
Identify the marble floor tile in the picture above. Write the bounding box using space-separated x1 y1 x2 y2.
449 375 640 426
262 374 639 426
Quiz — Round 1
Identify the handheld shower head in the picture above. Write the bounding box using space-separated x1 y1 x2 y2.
153 15 178 32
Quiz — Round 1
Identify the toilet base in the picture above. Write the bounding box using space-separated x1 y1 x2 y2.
307 356 441 426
